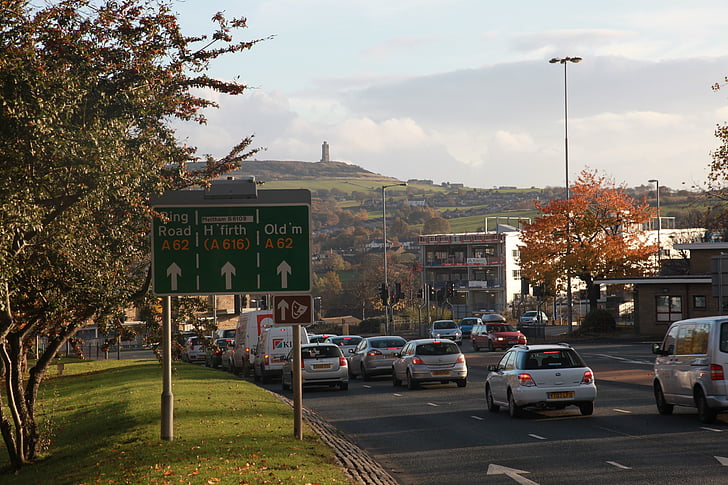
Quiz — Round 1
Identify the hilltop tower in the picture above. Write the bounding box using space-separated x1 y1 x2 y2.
321 141 330 162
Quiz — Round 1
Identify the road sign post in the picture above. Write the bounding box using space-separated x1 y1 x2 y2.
150 181 312 441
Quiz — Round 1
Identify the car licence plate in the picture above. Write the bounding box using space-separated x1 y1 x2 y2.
313 364 331 369
549 391 574 399
432 370 450 376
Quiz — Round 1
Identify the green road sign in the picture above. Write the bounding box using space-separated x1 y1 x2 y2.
151 187 311 296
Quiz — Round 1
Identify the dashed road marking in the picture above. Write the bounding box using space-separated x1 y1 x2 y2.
470 415 484 421
613 408 632 414
702 427 723 432
528 434 547 440
607 461 632 470
427 402 439 407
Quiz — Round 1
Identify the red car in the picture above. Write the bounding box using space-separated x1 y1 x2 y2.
471 322 527 352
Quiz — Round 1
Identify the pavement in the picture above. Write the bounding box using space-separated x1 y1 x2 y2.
276 394 399 485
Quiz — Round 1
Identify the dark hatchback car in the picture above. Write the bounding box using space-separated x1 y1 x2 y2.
205 338 234 368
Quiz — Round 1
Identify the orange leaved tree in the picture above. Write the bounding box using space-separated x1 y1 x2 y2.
519 170 657 309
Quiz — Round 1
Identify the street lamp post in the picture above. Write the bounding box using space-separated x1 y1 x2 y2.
382 183 407 334
549 56 582 335
649 179 661 268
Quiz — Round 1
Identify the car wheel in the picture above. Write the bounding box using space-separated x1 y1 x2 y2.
472 341 479 352
488 341 494 352
508 391 522 418
407 371 419 390
392 372 402 387
696 388 717 424
281 375 290 391
654 382 674 415
361 364 371 381
456 378 467 388
579 401 594 416
486 385 499 412
339 381 349 391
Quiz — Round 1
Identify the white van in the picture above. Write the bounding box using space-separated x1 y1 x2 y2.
229 310 274 376
253 326 309 383
652 316 728 423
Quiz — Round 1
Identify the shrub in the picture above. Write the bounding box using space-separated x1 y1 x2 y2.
581 308 616 334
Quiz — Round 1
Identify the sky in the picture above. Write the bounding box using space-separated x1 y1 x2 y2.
170 0 728 191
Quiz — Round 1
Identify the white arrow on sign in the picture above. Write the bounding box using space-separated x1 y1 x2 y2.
487 464 539 485
277 260 292 289
221 262 236 290
277 298 290 321
166 263 182 291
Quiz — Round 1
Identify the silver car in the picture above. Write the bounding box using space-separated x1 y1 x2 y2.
485 343 597 418
392 338 467 389
281 343 349 391
348 336 407 380
429 320 462 344
324 335 363 356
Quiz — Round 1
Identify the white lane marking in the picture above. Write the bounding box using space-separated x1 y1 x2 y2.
393 393 402 397
470 415 484 421
595 353 653 365
702 427 723 432
427 402 439 407
487 464 540 485
528 434 547 440
715 456 728 466
607 461 632 470
613 408 632 414
363 385 372 389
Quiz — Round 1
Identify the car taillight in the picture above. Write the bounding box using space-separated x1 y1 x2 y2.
412 357 425 365
264 354 270 365
581 370 594 384
301 359 305 369
518 373 535 386
455 354 465 363
367 350 382 356
339 356 347 366
711 364 724 380
244 347 250 358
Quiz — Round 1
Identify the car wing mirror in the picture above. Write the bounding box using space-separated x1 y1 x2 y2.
651 343 665 355
487 364 500 372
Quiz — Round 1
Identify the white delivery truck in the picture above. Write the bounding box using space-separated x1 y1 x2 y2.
253 326 309 383
230 310 274 376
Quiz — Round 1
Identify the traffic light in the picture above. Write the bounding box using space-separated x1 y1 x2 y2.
446 281 455 298
391 282 403 305
379 283 388 306
429 285 436 301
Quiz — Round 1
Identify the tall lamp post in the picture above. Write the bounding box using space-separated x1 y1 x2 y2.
648 179 661 268
549 56 582 335
382 182 407 333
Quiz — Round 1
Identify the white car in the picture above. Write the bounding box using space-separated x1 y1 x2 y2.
180 336 209 364
485 343 596 417
281 343 349 391
518 311 549 326
429 320 462 344
392 338 467 389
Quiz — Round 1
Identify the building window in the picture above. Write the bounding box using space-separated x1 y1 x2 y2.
693 295 707 309
656 295 682 322
512 270 521 279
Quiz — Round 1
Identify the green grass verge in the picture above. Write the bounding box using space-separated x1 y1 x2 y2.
0 359 350 485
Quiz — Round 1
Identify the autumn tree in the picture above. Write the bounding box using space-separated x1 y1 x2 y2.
422 216 451 235
519 170 656 309
0 1 262 470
